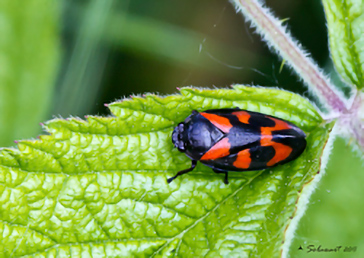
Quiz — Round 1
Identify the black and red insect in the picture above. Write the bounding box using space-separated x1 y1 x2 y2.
168 108 306 184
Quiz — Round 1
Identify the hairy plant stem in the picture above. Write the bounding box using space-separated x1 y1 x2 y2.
231 0 349 116
339 92 364 149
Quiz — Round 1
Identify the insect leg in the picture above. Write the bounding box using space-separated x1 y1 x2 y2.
212 169 229 184
167 160 197 183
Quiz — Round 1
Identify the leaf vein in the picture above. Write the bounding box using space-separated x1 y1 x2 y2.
151 171 264 257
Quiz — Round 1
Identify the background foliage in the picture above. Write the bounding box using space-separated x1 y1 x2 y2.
0 0 363 256
0 0 59 147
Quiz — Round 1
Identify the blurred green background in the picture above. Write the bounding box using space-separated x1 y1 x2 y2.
0 0 363 256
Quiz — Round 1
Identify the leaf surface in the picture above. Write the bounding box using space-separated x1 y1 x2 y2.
322 0 364 89
0 86 332 257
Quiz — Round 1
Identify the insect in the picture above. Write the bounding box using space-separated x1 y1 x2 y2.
168 108 306 184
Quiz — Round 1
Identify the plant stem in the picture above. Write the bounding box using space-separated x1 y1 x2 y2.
231 0 348 115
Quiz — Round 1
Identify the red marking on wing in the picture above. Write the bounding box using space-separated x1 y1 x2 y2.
233 149 251 169
268 117 291 131
232 111 251 124
261 117 293 166
260 127 273 146
201 137 230 160
200 113 232 133
267 143 292 166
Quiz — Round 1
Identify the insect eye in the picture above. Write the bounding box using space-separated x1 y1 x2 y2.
178 123 184 131
177 141 185 152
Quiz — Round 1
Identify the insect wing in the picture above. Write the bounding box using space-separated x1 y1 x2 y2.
199 109 306 171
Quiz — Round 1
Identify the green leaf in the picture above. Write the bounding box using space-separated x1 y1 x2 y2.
0 0 60 146
0 86 332 257
290 138 364 257
322 0 364 89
